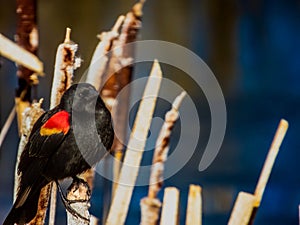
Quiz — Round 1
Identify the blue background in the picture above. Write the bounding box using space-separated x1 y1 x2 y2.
0 0 300 224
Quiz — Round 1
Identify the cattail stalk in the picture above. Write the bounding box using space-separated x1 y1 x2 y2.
105 60 162 225
140 92 186 225
66 179 91 225
48 28 80 225
0 106 16 148
148 92 186 199
0 34 43 74
14 99 44 201
228 192 256 225
106 0 144 196
14 0 39 133
185 185 202 225
85 15 125 90
228 119 288 225
160 187 180 225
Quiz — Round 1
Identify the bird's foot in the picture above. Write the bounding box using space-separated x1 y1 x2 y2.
55 180 90 222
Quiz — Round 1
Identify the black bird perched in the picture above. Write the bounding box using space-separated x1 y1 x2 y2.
3 83 114 225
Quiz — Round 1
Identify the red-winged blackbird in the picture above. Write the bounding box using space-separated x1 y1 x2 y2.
3 83 114 225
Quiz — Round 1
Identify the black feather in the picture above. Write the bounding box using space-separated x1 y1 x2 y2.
3 83 114 225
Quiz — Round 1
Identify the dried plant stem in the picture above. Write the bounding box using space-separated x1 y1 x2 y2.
83 16 125 225
15 0 38 133
29 184 52 225
139 92 185 225
253 119 288 206
85 15 125 90
15 98 31 136
186 185 202 225
228 119 288 225
83 17 125 215
14 99 44 201
148 92 186 199
247 119 289 225
48 184 57 225
87 3 144 221
0 34 43 74
77 168 98 224
140 198 161 225
86 3 144 221
228 192 256 225
66 179 91 225
106 1 144 195
160 187 180 225
105 60 162 225
12 2 45 223
13 99 47 225
90 215 99 225
50 27 80 109
48 28 79 225
0 106 16 148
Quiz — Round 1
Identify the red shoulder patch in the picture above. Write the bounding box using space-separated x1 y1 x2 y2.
40 111 70 136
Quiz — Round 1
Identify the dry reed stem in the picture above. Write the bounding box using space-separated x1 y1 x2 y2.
48 28 79 225
86 4 144 218
186 185 202 225
15 98 31 135
14 99 44 201
0 33 43 74
160 187 180 225
246 119 289 225
90 215 99 225
29 184 52 225
228 192 256 225
83 15 126 225
0 106 16 148
83 16 125 209
140 197 161 225
253 119 288 206
108 2 144 192
85 15 125 90
90 3 144 219
66 179 91 225
228 119 288 225
105 60 162 225
139 92 185 225
14 0 39 134
148 92 186 199
12 99 48 225
50 27 80 109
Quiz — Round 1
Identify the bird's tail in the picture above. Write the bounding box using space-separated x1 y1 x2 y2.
3 177 48 225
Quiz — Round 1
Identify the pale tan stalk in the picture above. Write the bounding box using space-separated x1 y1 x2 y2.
0 33 43 74
186 185 202 225
160 187 180 225
48 28 80 225
105 60 162 225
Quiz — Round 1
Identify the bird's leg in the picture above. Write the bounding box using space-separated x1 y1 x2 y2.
55 180 89 222
67 176 91 204
56 179 87 204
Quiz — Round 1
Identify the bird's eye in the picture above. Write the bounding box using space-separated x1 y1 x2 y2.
78 89 89 98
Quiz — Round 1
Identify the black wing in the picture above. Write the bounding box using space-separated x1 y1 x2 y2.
18 107 69 176
11 107 70 220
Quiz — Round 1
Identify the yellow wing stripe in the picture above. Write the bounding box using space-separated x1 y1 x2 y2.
40 127 65 136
